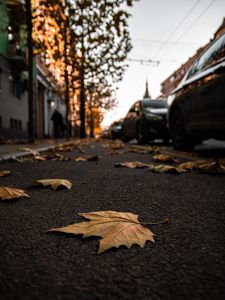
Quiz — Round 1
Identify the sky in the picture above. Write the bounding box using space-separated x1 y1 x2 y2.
102 0 225 127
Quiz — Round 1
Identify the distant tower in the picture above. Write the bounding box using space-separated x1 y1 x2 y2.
143 79 151 99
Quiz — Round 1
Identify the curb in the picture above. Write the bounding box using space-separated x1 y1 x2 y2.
0 145 55 162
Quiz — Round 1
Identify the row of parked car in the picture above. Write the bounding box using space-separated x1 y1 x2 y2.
108 31 225 150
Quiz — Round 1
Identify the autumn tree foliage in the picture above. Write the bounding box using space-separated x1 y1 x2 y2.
34 0 134 138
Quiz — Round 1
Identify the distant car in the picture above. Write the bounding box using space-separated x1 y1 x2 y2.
168 31 225 150
109 120 123 139
122 99 170 144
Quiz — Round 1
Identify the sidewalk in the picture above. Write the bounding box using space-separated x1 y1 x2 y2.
0 139 65 161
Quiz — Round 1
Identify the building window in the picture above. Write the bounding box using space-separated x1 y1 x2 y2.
9 118 22 130
9 74 21 99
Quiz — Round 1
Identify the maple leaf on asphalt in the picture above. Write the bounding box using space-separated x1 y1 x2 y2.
178 160 207 171
197 161 225 174
114 161 151 169
153 154 178 163
0 171 11 177
149 164 187 174
49 211 157 254
33 179 72 190
0 186 29 201
75 155 99 162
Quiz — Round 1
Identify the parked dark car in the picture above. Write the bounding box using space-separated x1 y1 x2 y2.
168 31 225 150
122 99 170 144
109 120 123 139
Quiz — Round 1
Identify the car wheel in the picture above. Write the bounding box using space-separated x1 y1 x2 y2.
170 109 195 151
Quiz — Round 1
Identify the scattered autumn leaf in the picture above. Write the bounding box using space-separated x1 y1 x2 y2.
8 156 23 162
130 145 160 154
197 161 225 174
153 154 178 163
49 210 163 254
110 142 125 150
114 161 151 169
0 170 11 177
0 186 29 201
128 149 149 154
149 164 187 174
178 160 206 171
17 147 39 157
33 179 72 190
75 155 99 162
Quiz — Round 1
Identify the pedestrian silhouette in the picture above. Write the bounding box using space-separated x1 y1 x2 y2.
51 109 64 139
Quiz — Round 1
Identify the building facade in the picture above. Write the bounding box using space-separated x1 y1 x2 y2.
0 0 65 140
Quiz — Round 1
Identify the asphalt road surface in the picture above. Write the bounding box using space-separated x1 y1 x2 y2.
0 139 225 300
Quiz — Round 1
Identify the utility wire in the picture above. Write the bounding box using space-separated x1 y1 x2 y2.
172 0 216 46
151 0 201 59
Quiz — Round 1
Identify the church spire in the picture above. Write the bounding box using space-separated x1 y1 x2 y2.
143 79 151 99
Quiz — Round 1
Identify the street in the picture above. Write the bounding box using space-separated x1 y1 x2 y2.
0 139 225 300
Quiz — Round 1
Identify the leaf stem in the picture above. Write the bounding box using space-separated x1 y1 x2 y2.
141 217 169 226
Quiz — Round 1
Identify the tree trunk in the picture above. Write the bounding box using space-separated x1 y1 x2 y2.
25 0 34 142
79 32 86 138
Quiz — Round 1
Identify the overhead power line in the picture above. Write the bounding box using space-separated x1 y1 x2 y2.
127 58 160 66
152 0 201 59
172 0 217 45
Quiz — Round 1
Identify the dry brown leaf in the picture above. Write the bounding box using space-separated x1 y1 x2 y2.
75 155 99 162
197 161 225 174
18 147 39 156
178 160 206 170
0 186 29 200
110 142 125 150
33 179 72 190
114 161 151 169
49 211 157 254
0 170 11 177
128 149 149 154
153 154 178 163
130 145 160 154
149 164 187 174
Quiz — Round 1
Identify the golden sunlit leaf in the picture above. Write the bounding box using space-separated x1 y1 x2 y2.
153 154 178 163
0 186 29 201
110 142 125 150
75 155 99 162
33 179 72 190
178 160 206 171
114 161 151 169
197 161 225 174
18 147 39 157
130 145 160 154
49 211 157 254
34 155 46 161
149 164 187 174
0 171 11 177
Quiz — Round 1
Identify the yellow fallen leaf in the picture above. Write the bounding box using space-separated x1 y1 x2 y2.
110 142 125 150
130 145 160 154
149 164 187 174
33 179 72 190
197 161 225 174
18 147 39 157
178 160 206 170
75 155 99 162
49 211 158 254
153 154 177 163
114 161 151 169
0 186 29 200
0 170 11 177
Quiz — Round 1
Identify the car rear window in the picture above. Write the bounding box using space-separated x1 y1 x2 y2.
141 100 168 109
187 33 225 78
